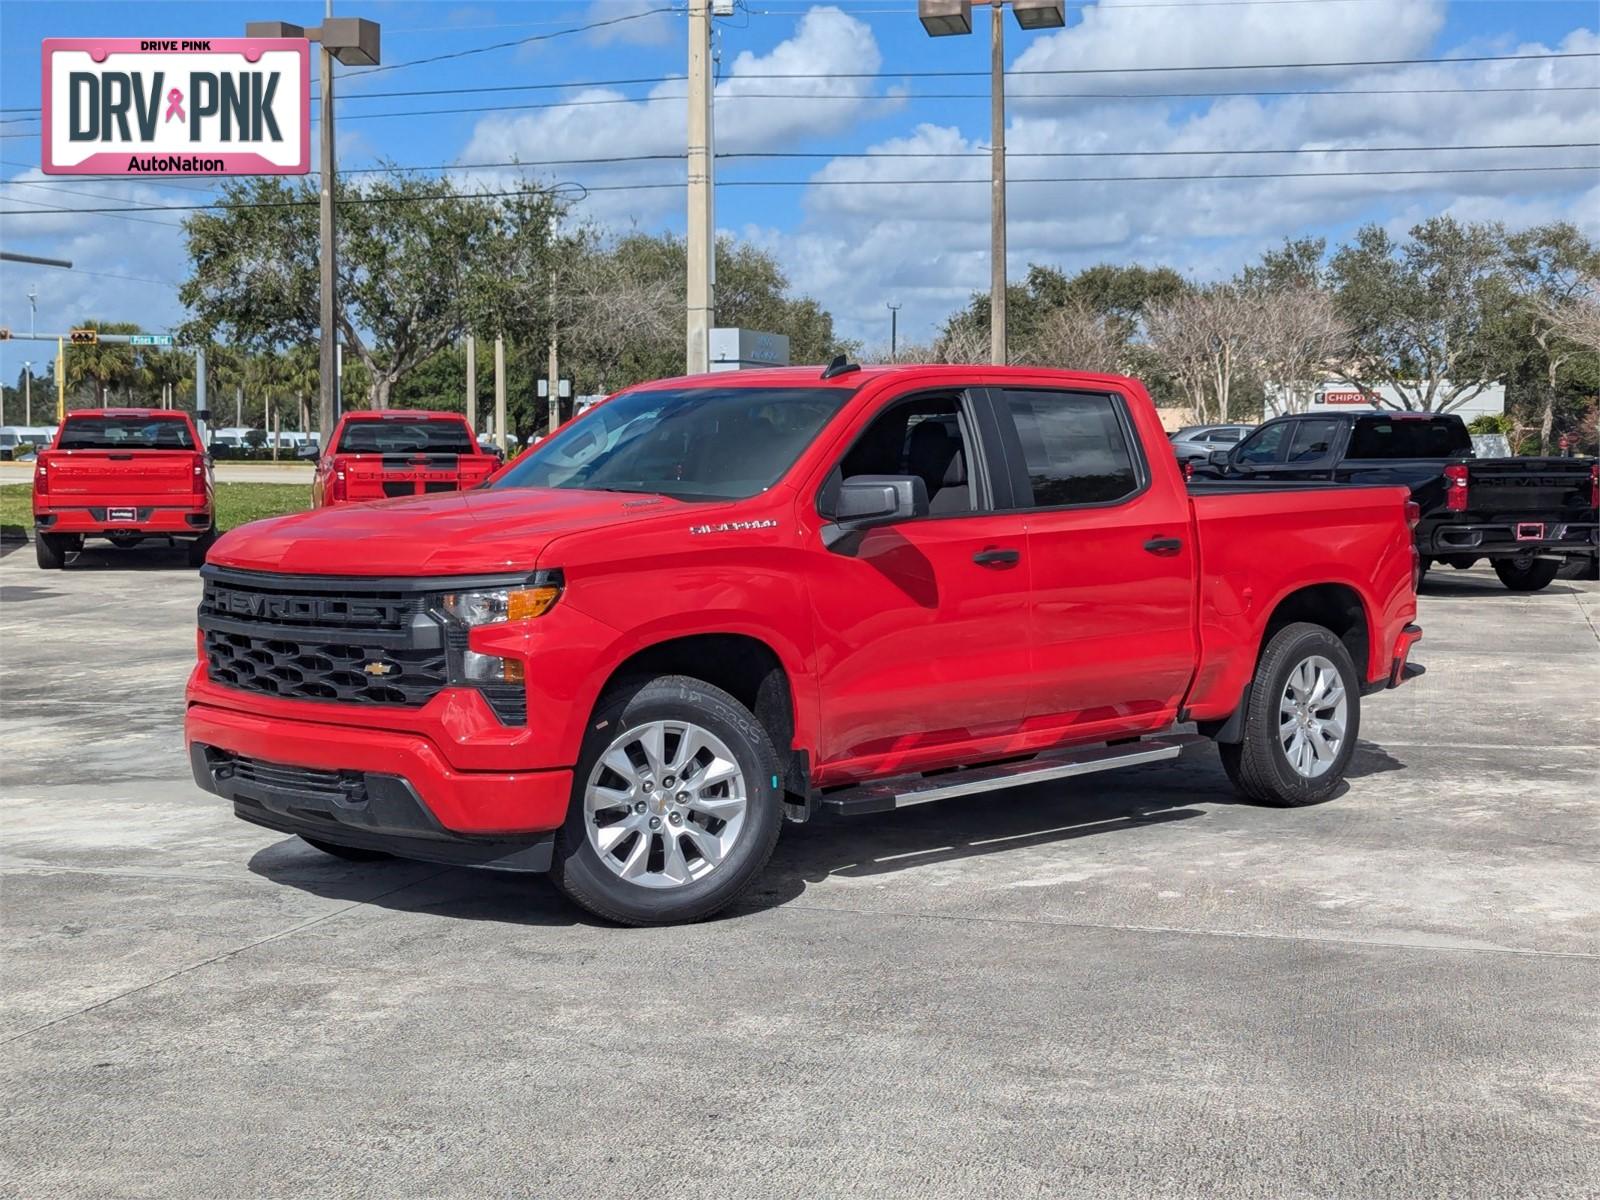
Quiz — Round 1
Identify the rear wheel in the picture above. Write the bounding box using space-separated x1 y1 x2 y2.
1493 557 1560 592
1218 622 1360 807
35 532 74 570
186 526 218 568
551 675 783 926
300 836 394 863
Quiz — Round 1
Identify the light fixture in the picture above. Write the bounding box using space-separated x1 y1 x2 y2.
1011 0 1066 30
918 0 973 37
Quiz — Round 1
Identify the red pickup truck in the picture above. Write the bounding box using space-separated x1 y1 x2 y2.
187 364 1423 925
311 410 499 506
33 409 214 569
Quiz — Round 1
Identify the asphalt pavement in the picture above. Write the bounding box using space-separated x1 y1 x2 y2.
2 543 1596 1199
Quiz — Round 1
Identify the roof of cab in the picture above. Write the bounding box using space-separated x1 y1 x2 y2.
339 409 470 421
65 408 191 419
628 363 1146 392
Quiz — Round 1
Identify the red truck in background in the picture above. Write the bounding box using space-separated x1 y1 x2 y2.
33 409 214 569
186 364 1423 926
311 410 499 507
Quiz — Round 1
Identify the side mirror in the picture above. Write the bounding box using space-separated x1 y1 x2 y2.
295 442 319 460
1208 448 1232 470
820 474 928 547
195 408 212 424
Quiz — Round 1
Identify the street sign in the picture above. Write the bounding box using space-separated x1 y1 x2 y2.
128 334 175 346
42 38 310 177
70 329 98 345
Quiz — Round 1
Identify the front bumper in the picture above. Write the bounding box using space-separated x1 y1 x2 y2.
186 699 573 842
191 743 556 871
36 503 211 536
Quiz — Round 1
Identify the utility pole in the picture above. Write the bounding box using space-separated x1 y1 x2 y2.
493 335 507 454
685 0 715 375
22 362 31 425
56 337 64 422
887 303 902 360
465 335 477 435
988 1 1007 365
236 384 243 429
547 273 560 434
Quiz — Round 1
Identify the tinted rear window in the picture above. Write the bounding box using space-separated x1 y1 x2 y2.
336 418 476 455
1003 389 1140 507
58 416 194 450
1347 417 1471 459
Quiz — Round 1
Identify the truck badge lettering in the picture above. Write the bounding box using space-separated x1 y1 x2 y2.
688 519 779 536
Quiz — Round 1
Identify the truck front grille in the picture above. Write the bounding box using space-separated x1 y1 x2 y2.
204 631 448 706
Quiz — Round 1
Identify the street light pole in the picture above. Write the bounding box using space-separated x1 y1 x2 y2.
918 0 1065 366
246 12 379 430
887 303 902 360
685 0 715 375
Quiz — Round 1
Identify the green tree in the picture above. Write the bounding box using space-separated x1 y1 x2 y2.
1329 218 1513 412
1503 222 1600 453
63 321 140 406
180 171 566 420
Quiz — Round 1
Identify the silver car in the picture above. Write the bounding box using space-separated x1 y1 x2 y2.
1169 423 1253 465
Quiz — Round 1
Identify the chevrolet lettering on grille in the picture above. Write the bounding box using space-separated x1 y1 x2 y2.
211 587 404 627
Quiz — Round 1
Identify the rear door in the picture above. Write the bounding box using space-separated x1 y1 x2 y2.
991 383 1197 736
803 383 1036 776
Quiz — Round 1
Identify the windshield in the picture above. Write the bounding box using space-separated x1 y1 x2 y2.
336 417 476 455
58 415 194 451
493 386 853 501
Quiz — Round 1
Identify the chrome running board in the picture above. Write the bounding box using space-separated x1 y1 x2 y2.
819 735 1206 816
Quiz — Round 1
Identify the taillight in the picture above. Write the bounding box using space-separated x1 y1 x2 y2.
1443 463 1469 512
1590 462 1598 509
33 463 48 495
329 468 348 503
1184 459 1196 481
1404 499 1421 530
192 452 207 491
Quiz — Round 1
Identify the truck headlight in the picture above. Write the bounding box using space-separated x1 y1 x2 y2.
442 571 562 626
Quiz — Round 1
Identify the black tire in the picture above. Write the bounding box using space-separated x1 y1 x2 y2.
300 836 394 863
1217 622 1361 807
1493 557 1560 592
186 526 218 568
35 533 71 570
1416 556 1431 583
550 674 784 926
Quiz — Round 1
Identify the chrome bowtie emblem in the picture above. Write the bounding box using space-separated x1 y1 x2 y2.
363 660 395 677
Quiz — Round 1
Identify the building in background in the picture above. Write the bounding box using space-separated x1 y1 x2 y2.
1274 379 1507 421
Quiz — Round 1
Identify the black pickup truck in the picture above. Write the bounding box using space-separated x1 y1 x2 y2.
1197 410 1598 591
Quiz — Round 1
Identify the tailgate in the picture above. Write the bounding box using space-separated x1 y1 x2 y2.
1462 458 1595 519
341 453 497 500
42 450 198 499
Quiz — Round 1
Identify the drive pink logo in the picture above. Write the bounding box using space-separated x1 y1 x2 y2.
42 37 310 176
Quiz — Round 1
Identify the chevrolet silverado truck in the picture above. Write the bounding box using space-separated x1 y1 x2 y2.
33 409 214 569
310 410 499 507
186 364 1423 925
1196 410 1598 590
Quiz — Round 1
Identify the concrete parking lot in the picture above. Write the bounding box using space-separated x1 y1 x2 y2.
2 544 1597 1199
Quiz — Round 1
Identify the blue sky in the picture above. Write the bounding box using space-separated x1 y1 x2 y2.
1 0 1596 383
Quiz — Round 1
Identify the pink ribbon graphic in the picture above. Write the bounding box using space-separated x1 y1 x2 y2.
164 88 185 123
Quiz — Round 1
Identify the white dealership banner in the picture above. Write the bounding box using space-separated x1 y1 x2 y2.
43 37 309 175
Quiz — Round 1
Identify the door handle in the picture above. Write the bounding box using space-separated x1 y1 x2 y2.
1143 536 1183 556
973 547 1021 567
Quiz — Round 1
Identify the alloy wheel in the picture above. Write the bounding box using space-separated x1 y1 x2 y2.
1278 654 1348 779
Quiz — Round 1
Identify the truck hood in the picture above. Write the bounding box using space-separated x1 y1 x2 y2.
210 487 711 577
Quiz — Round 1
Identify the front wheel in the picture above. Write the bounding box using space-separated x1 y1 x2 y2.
551 675 783 926
1218 622 1360 807
186 526 218 568
1493 557 1560 592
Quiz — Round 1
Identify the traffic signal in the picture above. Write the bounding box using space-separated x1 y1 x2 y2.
70 329 98 345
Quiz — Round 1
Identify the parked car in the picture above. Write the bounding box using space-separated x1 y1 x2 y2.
186 363 1424 925
1195 410 1598 590
310 410 501 506
32 408 214 569
1169 423 1253 465
0 427 25 461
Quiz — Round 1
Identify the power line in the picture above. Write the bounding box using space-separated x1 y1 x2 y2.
0 191 187 228
1 47 1590 115
357 6 679 76
2 163 1594 218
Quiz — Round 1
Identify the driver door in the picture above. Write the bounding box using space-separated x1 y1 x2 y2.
802 386 1036 780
